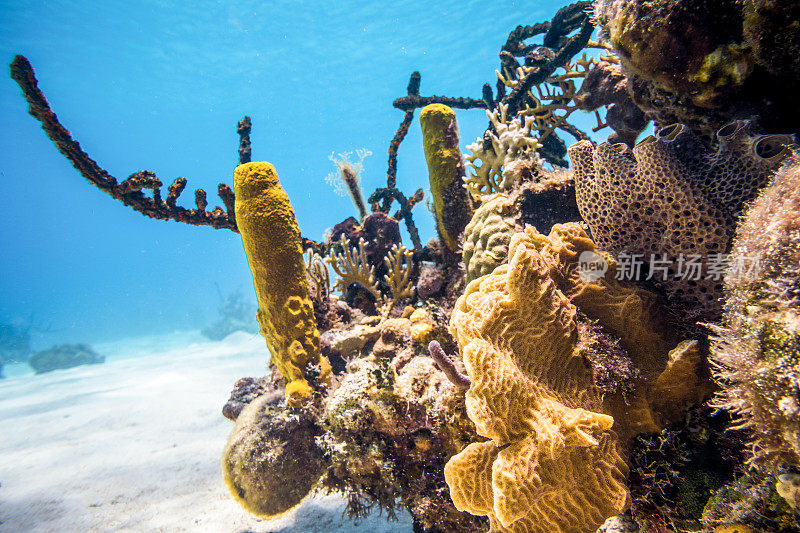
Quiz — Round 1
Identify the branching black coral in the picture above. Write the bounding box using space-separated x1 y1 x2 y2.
10 55 240 232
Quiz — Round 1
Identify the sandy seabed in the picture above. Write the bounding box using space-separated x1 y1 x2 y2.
0 331 412 532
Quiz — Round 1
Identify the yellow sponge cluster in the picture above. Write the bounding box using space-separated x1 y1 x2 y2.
444 227 629 532
234 162 330 405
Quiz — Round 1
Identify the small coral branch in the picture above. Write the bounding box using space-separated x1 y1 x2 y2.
393 71 486 113
383 244 414 301
367 187 424 251
327 236 381 301
428 341 470 388
237 116 252 165
501 2 595 118
9 55 239 231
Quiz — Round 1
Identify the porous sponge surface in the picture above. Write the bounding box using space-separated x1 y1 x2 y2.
234 162 329 404
444 228 629 532
569 122 791 320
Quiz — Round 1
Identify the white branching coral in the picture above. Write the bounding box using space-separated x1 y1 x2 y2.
464 103 542 197
325 149 372 220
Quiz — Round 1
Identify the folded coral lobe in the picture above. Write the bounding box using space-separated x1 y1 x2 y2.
445 228 628 533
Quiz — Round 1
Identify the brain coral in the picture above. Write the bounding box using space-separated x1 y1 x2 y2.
444 227 630 532
569 122 792 321
712 153 800 470
462 194 522 284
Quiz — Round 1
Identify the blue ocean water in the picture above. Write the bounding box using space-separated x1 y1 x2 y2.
0 0 575 350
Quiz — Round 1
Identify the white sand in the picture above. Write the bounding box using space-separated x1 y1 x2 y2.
0 331 411 532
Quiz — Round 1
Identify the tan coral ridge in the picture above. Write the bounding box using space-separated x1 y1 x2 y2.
444 223 708 533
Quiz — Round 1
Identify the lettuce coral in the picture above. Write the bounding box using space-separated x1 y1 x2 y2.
234 162 331 405
443 221 715 531
444 226 630 532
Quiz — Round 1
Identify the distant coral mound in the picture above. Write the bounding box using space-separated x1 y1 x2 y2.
28 343 104 374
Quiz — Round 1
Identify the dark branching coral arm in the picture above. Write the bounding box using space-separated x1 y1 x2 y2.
10 55 239 231
502 1 594 117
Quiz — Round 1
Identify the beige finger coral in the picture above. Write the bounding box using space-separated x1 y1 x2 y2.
444 226 630 533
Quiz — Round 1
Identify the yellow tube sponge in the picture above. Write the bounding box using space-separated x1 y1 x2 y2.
420 104 473 252
444 227 629 532
234 162 330 405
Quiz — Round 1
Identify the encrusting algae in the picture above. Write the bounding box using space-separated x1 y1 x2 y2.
10 1 800 531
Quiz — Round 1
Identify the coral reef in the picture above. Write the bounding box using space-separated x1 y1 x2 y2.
711 154 800 471
28 343 104 374
234 162 331 406
569 122 792 322
626 404 747 531
420 104 474 254
318 323 486 532
12 1 800 530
